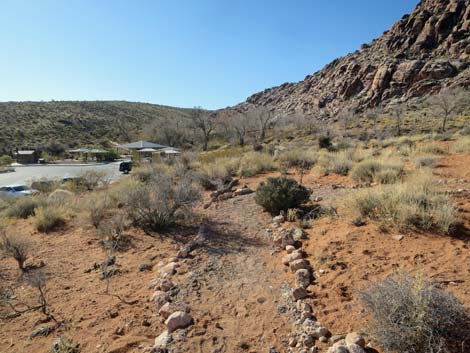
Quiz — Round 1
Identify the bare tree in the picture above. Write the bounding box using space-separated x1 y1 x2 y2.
190 107 215 151
390 103 404 136
337 109 354 136
365 106 383 136
226 111 251 146
151 118 188 147
427 87 468 132
247 106 278 142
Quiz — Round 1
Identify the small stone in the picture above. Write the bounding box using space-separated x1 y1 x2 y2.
302 333 315 347
330 335 345 344
139 263 152 272
286 245 296 254
165 311 193 332
290 259 310 272
292 287 308 300
319 336 328 343
158 302 178 319
295 269 311 288
391 234 404 241
234 188 253 196
347 343 366 353
311 326 328 339
288 338 297 347
273 215 285 224
345 332 366 348
160 262 178 277
151 290 169 311
154 330 171 350
282 251 303 266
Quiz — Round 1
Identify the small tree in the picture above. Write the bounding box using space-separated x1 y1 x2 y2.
365 106 383 136
428 87 468 132
0 155 13 167
248 106 278 142
0 233 32 271
226 111 251 146
190 107 215 151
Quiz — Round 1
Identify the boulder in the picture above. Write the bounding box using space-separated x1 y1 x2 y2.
273 230 295 247
328 340 349 353
165 311 193 332
295 269 311 288
234 187 253 196
152 278 174 292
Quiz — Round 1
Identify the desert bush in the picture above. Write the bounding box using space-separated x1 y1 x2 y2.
124 172 200 232
237 152 277 177
0 233 32 270
453 136 470 153
351 159 404 184
277 149 317 169
459 126 470 136
255 177 311 215
6 197 45 219
47 189 74 206
349 174 458 234
87 197 111 229
414 155 441 168
361 272 470 353
67 171 109 192
34 205 66 233
318 135 333 150
51 336 81 353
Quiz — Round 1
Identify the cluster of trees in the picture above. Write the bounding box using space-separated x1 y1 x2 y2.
146 87 469 151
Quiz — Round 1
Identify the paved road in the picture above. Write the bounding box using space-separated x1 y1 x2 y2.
0 162 123 186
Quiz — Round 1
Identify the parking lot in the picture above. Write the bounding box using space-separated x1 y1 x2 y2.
0 162 123 187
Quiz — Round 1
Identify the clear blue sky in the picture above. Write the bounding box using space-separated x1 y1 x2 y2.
0 0 418 109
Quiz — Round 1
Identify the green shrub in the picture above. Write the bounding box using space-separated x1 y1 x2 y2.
0 155 13 167
361 272 470 353
34 206 66 233
255 177 311 215
349 174 458 234
6 197 45 219
318 135 332 150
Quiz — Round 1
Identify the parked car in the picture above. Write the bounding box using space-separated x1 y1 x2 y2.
119 161 132 174
0 184 40 198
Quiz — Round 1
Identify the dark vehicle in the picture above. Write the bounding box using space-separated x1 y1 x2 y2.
119 161 132 174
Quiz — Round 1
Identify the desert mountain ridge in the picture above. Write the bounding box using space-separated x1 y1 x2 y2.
237 0 470 115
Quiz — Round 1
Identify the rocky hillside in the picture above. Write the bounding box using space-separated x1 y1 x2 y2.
241 0 470 115
0 101 191 154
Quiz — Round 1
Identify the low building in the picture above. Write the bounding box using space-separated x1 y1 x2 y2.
14 150 39 164
118 140 167 152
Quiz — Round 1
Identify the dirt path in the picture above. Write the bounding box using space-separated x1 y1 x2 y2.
170 194 293 353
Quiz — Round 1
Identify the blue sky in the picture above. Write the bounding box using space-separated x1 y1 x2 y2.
0 0 418 109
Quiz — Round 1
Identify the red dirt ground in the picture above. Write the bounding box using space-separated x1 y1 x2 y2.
0 151 469 353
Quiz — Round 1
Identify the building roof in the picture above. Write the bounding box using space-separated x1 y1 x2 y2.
119 140 167 150
15 150 35 155
68 148 108 154
161 148 181 154
138 148 158 152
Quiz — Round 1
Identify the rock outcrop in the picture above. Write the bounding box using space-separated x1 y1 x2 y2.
237 0 470 116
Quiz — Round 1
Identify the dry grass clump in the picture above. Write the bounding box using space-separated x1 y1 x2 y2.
350 159 404 184
413 155 441 168
0 232 32 271
277 148 318 170
361 272 470 353
315 151 353 176
6 197 45 219
47 189 75 206
238 152 277 177
418 142 446 155
453 136 470 153
65 170 109 192
34 205 67 233
349 173 458 234
51 336 81 353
